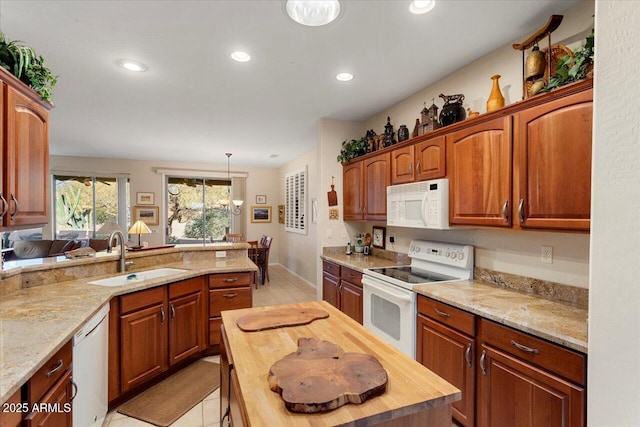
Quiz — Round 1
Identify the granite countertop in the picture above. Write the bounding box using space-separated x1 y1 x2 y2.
321 252 588 355
414 281 588 354
0 256 257 403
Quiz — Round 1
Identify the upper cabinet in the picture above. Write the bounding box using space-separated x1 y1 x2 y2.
1 68 51 229
343 152 390 221
447 117 513 227
515 89 592 231
391 135 446 185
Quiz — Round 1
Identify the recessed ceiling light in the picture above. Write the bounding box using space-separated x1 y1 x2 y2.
116 59 147 72
231 51 251 62
409 0 436 15
286 0 341 27
336 72 353 82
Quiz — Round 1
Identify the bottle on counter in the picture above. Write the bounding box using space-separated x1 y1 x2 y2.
346 242 352 255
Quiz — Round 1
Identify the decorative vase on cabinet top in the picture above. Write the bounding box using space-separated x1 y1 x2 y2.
486 74 505 112
439 93 466 127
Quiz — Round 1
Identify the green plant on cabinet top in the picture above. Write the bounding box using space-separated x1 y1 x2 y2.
545 29 594 92
0 30 57 103
337 138 368 164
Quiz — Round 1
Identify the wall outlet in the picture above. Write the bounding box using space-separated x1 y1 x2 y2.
541 246 553 264
326 228 332 239
389 234 395 243
216 251 227 258
340 228 346 238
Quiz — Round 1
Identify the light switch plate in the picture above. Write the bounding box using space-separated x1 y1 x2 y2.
216 251 227 258
541 246 553 264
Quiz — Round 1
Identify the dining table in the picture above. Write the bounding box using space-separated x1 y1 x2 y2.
248 242 269 286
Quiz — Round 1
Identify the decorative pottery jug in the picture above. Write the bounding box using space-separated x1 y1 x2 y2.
486 75 505 112
397 125 409 142
439 93 466 127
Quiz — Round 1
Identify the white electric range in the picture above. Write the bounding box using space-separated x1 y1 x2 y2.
362 240 474 358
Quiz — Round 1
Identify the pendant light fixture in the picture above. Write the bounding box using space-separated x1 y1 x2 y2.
286 0 341 27
220 153 243 216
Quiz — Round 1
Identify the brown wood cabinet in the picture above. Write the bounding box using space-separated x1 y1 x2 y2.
448 83 593 231
23 340 73 427
0 67 50 229
119 286 168 393
208 272 252 347
477 318 586 427
343 152 390 221
391 136 446 185
515 89 592 231
448 116 513 227
169 277 206 366
417 296 475 427
0 388 23 427
321 260 363 324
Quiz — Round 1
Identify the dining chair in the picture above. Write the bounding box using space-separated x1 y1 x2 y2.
226 233 243 243
262 236 273 283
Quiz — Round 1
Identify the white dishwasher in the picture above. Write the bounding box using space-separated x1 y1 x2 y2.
73 303 109 427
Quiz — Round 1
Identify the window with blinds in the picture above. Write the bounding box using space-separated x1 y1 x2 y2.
285 167 307 234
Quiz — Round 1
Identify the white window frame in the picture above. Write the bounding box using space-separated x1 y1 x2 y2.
284 166 307 235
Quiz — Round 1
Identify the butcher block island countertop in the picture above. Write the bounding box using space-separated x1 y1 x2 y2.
221 301 460 426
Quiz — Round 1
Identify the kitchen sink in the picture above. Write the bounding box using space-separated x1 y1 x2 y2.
87 268 188 287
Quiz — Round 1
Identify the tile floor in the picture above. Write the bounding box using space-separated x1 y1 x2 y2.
103 264 317 427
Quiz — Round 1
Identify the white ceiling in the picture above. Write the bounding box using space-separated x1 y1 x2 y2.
1 0 580 167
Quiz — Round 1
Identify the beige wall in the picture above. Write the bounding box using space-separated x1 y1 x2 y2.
49 155 282 264
340 0 595 288
277 149 319 287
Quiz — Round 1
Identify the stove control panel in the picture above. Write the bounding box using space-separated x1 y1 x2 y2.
409 240 473 269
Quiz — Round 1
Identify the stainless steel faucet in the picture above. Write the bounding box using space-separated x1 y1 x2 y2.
107 230 133 272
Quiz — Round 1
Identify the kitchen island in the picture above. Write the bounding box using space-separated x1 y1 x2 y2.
220 301 460 426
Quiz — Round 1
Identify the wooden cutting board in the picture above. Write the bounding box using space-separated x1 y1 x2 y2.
236 308 329 332
268 337 388 413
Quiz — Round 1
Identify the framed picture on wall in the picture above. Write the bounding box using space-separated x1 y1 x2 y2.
136 192 155 205
372 226 386 249
256 195 267 204
278 204 285 224
134 206 159 226
251 205 272 223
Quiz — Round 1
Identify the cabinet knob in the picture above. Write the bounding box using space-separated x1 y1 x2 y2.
502 199 509 223
160 307 165 324
10 193 19 220
518 199 525 223
434 308 451 319
45 359 64 378
223 293 238 298
465 344 472 368
480 350 487 375
416 160 421 175
510 339 539 354
222 278 238 282
0 193 8 219
170 304 176 319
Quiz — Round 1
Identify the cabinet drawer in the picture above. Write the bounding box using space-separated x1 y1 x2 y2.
169 276 204 299
209 287 252 316
25 369 73 427
209 318 222 346
418 296 475 337
340 267 362 285
478 318 586 385
26 340 72 405
322 261 340 277
120 286 166 315
209 272 252 289
0 388 23 427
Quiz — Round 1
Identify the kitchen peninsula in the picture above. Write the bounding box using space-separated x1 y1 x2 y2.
220 301 460 426
0 244 257 404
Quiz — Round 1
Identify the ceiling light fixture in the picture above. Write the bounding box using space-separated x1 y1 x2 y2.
409 0 436 15
336 72 353 82
220 153 243 216
286 0 341 27
231 51 251 62
116 59 147 72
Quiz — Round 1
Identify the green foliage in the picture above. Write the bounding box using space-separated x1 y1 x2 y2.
337 138 368 164
545 29 594 92
0 30 57 103
184 209 229 239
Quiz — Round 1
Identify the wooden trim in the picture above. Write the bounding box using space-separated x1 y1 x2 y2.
0 67 52 110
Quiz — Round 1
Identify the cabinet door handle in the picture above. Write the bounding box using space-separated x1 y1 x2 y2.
223 293 238 298
0 193 8 219
409 163 413 176
70 379 78 402
434 308 451 318
518 199 525 223
511 339 539 354
160 307 165 324
170 304 176 319
480 350 487 375
10 193 19 220
465 344 472 368
502 199 509 223
45 359 64 378
222 278 238 282
416 160 421 176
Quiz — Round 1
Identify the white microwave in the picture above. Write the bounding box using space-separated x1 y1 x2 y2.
387 179 449 229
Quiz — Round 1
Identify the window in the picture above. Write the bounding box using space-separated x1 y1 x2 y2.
53 175 130 239
285 167 307 234
166 177 233 244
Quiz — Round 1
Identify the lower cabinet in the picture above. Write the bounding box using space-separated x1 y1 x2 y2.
220 325 248 427
417 296 475 427
417 296 587 427
208 272 252 347
0 389 23 427
322 260 363 324
24 341 74 427
115 276 206 396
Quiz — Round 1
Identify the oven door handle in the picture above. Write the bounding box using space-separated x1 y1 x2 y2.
363 277 414 304
421 192 429 227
